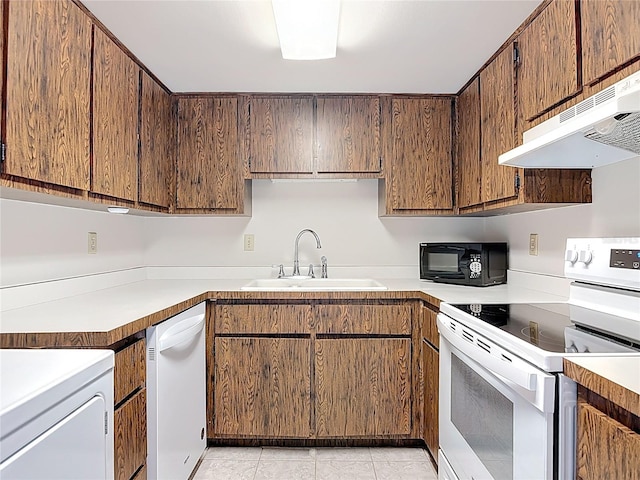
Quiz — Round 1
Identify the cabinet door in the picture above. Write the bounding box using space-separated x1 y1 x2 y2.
214 337 311 437
316 96 381 173
389 98 453 211
456 77 482 209
5 0 91 189
422 339 439 462
577 399 640 480
176 97 239 210
92 28 140 201
315 338 411 437
480 46 519 204
115 388 147 480
139 72 172 208
581 0 640 86
517 0 579 122
247 96 314 173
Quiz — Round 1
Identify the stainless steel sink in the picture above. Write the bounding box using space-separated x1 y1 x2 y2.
241 278 387 291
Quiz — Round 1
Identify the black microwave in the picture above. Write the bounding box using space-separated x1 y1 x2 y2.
420 242 508 287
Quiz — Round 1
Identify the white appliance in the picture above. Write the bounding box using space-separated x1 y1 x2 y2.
0 349 114 479
147 302 207 480
437 237 640 480
499 69 640 168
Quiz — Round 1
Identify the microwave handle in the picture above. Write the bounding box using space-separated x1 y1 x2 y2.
438 314 537 391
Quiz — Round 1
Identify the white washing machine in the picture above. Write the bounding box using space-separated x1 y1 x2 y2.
0 349 114 479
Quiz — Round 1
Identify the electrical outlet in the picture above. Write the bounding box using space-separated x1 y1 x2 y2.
243 234 255 252
88 232 98 254
529 233 539 256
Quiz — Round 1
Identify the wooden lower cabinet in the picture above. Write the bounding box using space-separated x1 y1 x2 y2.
214 337 311 437
422 339 439 461
210 300 417 441
315 338 411 437
113 337 147 480
115 389 147 480
577 398 640 480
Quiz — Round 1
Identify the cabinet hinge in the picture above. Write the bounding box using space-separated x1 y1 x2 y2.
1 142 5 163
104 411 108 435
513 41 521 68
248 157 251 169
379 157 383 171
515 172 521 192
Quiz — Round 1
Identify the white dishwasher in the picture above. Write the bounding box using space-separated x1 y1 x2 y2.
147 302 207 480
0 349 114 479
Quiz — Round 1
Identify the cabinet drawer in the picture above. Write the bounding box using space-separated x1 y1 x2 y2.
315 304 411 335
577 400 640 480
114 338 145 405
421 306 439 348
215 304 312 334
115 388 147 480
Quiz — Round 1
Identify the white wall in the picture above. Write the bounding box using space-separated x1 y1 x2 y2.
0 198 146 287
486 156 640 277
1 157 638 287
143 180 484 278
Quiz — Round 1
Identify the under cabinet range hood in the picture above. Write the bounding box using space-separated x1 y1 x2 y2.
499 70 640 168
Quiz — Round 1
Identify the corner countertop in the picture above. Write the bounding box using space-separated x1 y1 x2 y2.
0 277 567 348
564 357 640 417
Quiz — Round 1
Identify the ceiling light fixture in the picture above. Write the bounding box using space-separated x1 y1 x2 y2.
272 0 340 60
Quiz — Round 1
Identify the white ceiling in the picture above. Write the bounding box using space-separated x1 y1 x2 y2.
82 0 542 94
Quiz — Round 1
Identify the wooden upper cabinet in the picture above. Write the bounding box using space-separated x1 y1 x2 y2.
456 77 482 209
480 46 519 204
316 96 381 173
92 27 140 201
517 0 580 122
386 97 453 213
4 0 91 189
581 0 640 86
246 96 314 174
176 97 240 211
139 72 172 208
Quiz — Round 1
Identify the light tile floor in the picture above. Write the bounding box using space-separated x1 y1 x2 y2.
193 447 438 480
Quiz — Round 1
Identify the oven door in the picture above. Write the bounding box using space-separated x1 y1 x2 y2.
438 314 556 480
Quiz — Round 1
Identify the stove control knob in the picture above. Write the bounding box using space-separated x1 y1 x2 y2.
566 342 579 353
578 250 593 265
565 249 578 264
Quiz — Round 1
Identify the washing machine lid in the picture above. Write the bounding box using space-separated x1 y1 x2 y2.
0 349 114 440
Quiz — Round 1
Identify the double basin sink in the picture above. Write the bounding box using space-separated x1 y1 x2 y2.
241 278 387 291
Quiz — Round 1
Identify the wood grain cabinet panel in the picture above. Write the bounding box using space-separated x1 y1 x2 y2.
517 0 579 122
4 0 91 189
176 96 240 210
480 46 519 204
215 304 312 334
315 338 411 437
114 388 147 480
214 337 311 437
316 96 381 173
246 96 314 174
456 77 482 209
577 399 640 480
421 305 438 348
386 97 453 213
114 338 145 405
422 339 439 462
139 72 172 208
92 27 140 201
315 303 411 335
581 0 640 86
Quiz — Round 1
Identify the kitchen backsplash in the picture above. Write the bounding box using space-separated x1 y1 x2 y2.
1 156 638 291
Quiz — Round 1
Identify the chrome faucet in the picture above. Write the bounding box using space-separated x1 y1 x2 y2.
293 229 322 276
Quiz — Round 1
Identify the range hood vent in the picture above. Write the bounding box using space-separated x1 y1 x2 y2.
499 70 640 168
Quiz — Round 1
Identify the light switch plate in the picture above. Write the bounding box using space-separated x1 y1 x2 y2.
529 233 538 256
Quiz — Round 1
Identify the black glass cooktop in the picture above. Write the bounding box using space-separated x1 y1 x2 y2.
450 303 572 353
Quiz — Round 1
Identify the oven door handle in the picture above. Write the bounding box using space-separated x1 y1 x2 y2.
438 315 537 391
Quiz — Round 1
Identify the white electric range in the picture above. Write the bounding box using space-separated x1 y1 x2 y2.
436 237 640 480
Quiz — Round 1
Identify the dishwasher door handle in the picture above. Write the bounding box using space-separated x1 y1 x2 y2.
158 314 205 352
